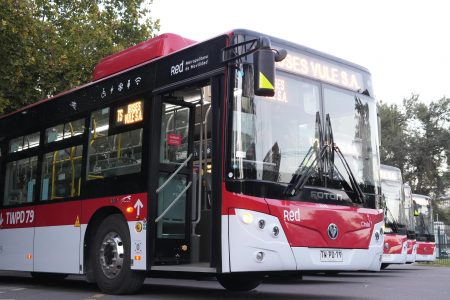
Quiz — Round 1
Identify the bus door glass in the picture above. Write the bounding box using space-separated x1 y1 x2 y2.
154 89 197 264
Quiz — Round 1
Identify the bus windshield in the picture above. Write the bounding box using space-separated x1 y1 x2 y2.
382 183 403 222
413 194 433 236
380 166 405 228
228 69 380 206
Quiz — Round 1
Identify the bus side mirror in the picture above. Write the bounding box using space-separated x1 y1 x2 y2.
253 37 287 97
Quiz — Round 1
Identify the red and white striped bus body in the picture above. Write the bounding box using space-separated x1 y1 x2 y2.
224 196 384 273
0 29 384 293
412 194 435 263
403 184 417 263
415 241 436 262
382 234 407 265
0 193 148 273
380 165 408 268
405 239 417 263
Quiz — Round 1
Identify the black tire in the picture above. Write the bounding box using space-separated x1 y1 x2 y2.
380 263 390 270
31 272 68 281
217 273 262 291
91 214 145 294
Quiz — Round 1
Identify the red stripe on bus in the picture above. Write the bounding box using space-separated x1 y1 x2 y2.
0 193 147 229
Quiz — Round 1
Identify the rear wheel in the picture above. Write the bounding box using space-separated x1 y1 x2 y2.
380 263 390 270
91 214 145 294
216 274 262 291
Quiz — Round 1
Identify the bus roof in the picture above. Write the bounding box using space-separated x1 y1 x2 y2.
92 33 196 81
380 164 402 182
231 29 371 75
412 193 431 205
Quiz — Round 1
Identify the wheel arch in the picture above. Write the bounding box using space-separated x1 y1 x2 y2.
83 206 125 282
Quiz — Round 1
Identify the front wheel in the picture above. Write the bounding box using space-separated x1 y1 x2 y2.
91 214 145 294
217 273 262 291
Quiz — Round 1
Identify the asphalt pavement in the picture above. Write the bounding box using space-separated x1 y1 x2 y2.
0 264 449 299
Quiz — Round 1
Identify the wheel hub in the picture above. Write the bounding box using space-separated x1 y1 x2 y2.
99 231 124 279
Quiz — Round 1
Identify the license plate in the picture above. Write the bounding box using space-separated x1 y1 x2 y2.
320 250 343 262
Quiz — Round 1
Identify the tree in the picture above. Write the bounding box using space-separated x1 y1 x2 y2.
0 0 159 114
378 101 408 169
403 95 450 197
378 94 450 198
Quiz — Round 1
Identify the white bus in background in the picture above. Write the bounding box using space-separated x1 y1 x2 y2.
403 184 418 263
380 165 408 269
413 194 436 262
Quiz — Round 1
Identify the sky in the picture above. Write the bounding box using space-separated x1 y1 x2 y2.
151 0 450 105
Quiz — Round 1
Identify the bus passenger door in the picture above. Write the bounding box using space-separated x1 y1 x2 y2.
153 96 195 264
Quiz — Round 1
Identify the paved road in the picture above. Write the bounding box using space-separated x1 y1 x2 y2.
0 264 449 299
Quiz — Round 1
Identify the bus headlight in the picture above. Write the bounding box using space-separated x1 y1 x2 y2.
240 213 254 224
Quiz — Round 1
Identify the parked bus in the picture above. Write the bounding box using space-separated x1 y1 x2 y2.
379 165 408 268
403 183 418 263
412 194 436 262
0 29 383 294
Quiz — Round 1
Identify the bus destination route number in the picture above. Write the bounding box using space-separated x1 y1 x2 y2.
115 100 143 126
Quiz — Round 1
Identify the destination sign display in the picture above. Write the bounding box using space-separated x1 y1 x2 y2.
115 100 143 126
276 50 365 92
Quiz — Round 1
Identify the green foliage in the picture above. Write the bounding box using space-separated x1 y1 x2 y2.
434 201 450 224
378 101 408 169
0 0 159 114
379 94 450 197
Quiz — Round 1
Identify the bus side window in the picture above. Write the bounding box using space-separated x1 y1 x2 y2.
3 156 38 205
41 145 83 200
9 132 40 153
87 107 143 180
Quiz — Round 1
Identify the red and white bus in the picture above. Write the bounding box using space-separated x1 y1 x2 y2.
379 165 408 269
412 194 436 262
0 29 384 294
403 183 418 263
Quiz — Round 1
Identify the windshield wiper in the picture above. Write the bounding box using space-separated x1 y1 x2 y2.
285 142 328 196
325 114 366 205
284 112 323 196
285 112 367 205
